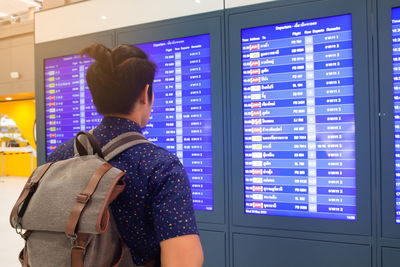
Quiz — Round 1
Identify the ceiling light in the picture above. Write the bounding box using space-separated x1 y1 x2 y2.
195 0 201 3
19 0 42 7
5 97 12 101
101 16 107 20
10 72 20 79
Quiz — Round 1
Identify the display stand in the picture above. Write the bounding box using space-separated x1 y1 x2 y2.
0 146 36 179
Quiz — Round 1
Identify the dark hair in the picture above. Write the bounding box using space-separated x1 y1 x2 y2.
80 43 156 115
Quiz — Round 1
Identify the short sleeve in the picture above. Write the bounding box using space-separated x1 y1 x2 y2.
149 156 199 242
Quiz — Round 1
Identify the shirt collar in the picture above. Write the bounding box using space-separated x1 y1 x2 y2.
97 116 142 139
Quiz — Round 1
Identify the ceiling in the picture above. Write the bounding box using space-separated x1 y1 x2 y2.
0 0 42 23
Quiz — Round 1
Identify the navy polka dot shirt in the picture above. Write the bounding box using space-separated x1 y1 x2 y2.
47 116 199 266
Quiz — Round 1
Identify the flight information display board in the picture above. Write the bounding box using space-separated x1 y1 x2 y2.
136 34 213 211
392 7 400 224
242 14 356 220
44 55 100 156
44 34 213 211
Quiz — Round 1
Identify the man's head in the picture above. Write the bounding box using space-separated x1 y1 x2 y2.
81 43 156 127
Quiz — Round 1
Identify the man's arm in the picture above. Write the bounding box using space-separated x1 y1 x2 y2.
149 152 203 266
160 234 204 267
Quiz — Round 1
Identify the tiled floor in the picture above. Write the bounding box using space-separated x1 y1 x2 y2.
0 176 28 267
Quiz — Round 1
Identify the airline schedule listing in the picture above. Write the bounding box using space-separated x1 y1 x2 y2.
45 55 101 156
242 15 357 220
392 7 400 224
137 34 213 211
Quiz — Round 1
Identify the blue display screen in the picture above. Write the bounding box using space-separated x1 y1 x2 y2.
45 54 100 154
136 35 213 211
392 7 400 224
44 34 213 211
241 15 357 220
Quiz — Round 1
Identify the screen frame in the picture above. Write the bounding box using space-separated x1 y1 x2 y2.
115 14 226 224
228 0 372 235
378 0 400 238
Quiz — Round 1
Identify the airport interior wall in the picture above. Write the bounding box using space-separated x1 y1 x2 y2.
34 0 400 266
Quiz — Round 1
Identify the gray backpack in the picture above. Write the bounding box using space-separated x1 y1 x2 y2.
10 131 151 267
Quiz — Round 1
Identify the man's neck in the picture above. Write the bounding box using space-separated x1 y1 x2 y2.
104 113 142 127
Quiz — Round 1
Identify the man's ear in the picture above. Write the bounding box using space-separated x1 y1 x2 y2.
139 84 150 104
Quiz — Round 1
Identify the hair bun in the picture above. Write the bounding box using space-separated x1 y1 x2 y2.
83 43 156 115
80 43 114 74
111 44 149 67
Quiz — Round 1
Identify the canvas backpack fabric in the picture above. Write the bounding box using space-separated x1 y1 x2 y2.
10 131 151 267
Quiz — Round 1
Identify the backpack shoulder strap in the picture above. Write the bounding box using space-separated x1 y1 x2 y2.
102 132 151 161
73 131 104 158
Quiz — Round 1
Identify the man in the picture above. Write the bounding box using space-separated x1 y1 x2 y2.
48 43 204 267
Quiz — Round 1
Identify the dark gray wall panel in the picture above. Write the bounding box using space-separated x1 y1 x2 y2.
199 230 226 267
382 247 400 267
233 233 371 267
227 0 372 236
377 0 400 240
116 13 226 225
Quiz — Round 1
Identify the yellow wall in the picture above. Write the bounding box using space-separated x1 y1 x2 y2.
0 99 36 176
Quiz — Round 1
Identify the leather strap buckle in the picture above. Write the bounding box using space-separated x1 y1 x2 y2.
76 193 90 204
66 233 78 247
24 182 37 192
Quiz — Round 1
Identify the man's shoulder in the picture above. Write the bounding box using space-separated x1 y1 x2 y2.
47 138 75 162
48 134 180 167
127 141 179 164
